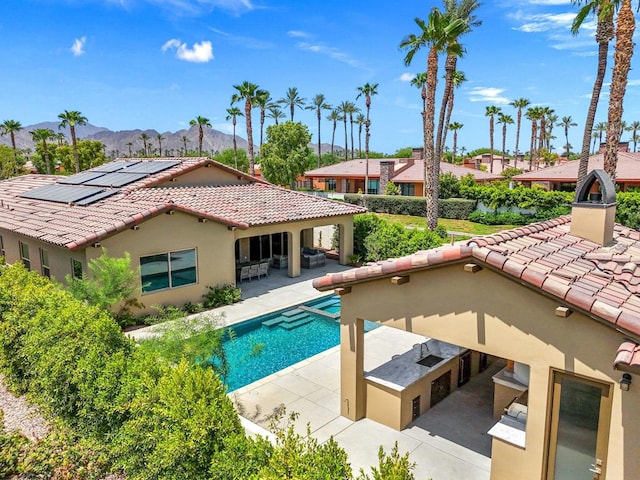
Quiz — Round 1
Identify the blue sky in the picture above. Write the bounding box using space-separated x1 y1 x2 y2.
1 0 638 155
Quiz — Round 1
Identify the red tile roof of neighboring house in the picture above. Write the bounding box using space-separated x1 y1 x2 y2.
313 216 640 345
614 340 640 373
305 158 502 182
512 152 640 183
0 158 365 251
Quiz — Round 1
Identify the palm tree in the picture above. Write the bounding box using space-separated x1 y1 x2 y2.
355 113 365 158
57 110 87 173
254 90 271 155
30 128 55 174
278 87 306 122
592 131 600 153
267 105 285 125
485 106 501 173
156 134 165 156
627 120 640 152
510 98 531 169
449 122 463 163
55 132 66 146
401 8 466 229
232 81 261 176
306 94 332 168
559 116 578 157
181 135 189 156
139 132 150 156
356 82 379 193
226 106 244 170
537 107 554 154
327 109 341 159
346 102 360 160
545 112 558 151
126 142 133 157
526 107 544 169
1 120 22 172
572 0 616 186
603 0 635 179
442 70 467 149
337 101 351 162
189 116 211 156
497 113 514 166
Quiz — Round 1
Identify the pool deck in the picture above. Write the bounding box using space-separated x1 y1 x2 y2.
128 260 493 479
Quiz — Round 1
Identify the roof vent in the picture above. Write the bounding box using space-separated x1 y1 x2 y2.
570 169 616 246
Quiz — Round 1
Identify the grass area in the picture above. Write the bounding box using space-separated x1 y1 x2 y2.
377 213 517 236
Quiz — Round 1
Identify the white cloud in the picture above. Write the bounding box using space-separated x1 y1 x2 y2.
296 42 371 72
144 0 254 16
162 38 214 63
514 12 576 33
287 30 309 38
467 87 510 104
71 36 87 56
399 72 415 82
208 26 274 50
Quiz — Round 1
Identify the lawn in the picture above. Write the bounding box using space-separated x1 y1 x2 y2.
377 213 517 236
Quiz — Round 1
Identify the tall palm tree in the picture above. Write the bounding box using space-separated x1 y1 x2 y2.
189 116 211 156
592 130 600 154
278 87 306 122
226 106 244 170
327 109 341 159
559 116 578 157
410 72 428 120
401 9 466 229
356 82 379 193
485 106 501 173
267 105 285 125
57 110 87 173
442 70 467 149
55 132 66 146
156 134 165 156
572 0 616 186
126 142 133 157
526 107 544 169
139 132 150 156
545 111 558 151
497 113 514 166
254 90 271 155
30 128 55 174
537 107 554 154
510 98 531 169
337 101 351 162
346 102 360 160
232 81 261 176
181 135 189 155
603 0 635 179
627 120 640 152
1 120 22 172
306 94 332 168
594 121 608 149
449 122 463 163
355 113 365 158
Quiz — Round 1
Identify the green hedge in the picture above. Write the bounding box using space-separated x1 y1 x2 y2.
345 194 427 216
439 198 477 219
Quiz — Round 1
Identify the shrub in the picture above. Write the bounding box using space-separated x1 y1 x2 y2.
202 283 242 309
468 210 529 225
438 198 477 219
354 213 384 258
616 191 640 229
364 222 442 261
384 182 401 195
0 411 30 478
438 172 460 199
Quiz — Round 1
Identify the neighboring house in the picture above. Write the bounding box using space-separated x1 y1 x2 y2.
304 148 502 196
314 170 640 479
513 147 640 191
0 157 364 312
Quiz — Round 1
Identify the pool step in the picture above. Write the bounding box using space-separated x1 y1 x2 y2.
282 308 305 317
262 311 310 328
310 299 340 310
279 316 314 330
261 317 282 327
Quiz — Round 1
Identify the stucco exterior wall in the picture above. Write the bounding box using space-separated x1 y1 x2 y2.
155 166 251 186
339 263 640 480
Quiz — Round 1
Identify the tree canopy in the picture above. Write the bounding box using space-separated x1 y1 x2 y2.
260 121 312 187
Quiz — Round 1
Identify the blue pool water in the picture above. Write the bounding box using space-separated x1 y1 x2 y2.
222 295 377 391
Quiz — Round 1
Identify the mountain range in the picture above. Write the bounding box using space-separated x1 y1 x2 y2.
0 122 340 157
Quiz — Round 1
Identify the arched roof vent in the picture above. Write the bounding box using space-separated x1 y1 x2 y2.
571 169 617 246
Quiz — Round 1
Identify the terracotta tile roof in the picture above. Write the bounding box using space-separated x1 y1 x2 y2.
512 152 640 182
0 158 365 251
614 340 640 372
313 215 640 341
305 158 502 182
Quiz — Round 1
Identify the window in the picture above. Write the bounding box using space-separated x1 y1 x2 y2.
400 183 415 196
367 179 379 195
0 235 5 258
19 241 30 270
71 259 83 279
140 248 197 293
39 248 50 278
325 178 337 191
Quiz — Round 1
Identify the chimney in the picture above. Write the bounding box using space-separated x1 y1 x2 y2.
570 169 616 246
412 148 423 161
379 160 395 195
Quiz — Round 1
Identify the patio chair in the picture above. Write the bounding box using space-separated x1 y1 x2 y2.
258 262 269 279
239 265 251 283
249 263 259 281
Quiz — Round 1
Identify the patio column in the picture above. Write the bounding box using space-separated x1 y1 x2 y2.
287 229 301 277
338 220 354 265
340 310 365 421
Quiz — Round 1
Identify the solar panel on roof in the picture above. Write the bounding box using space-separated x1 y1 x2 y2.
122 160 180 174
58 171 107 185
92 160 139 173
83 172 148 187
20 184 105 204
74 189 120 206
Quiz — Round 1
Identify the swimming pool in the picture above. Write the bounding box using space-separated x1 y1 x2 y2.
222 295 377 391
